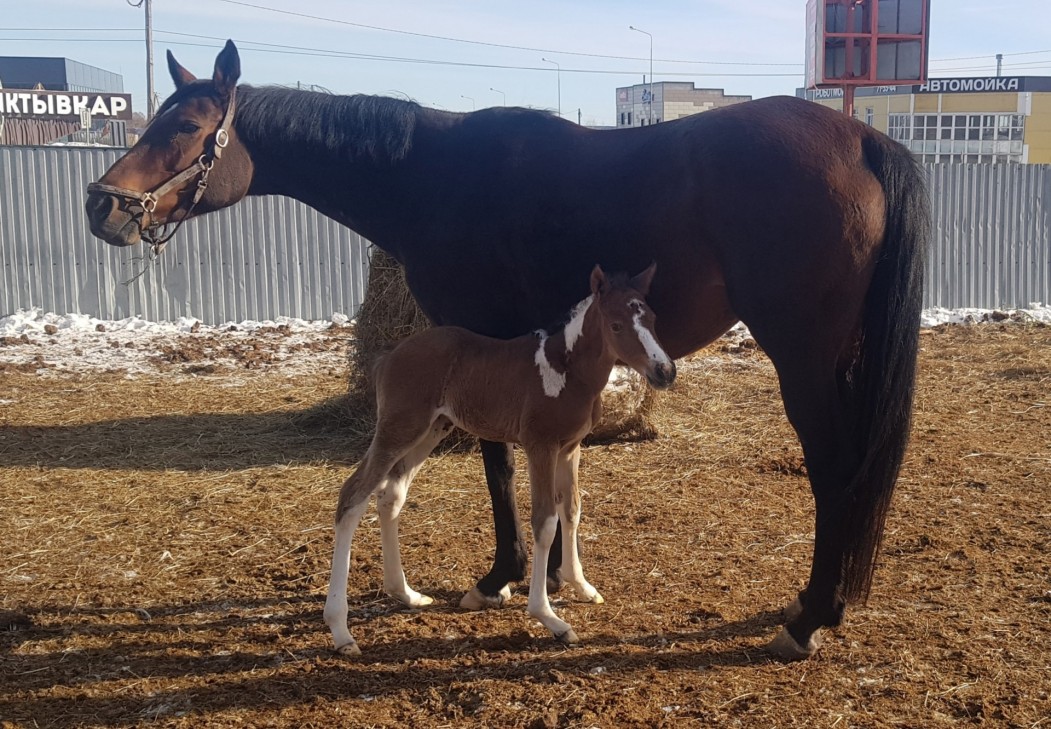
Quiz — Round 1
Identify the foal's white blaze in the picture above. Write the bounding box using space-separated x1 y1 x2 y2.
534 331 567 397
562 295 594 354
630 299 672 366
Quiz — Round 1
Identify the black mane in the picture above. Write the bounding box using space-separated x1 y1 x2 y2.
236 86 421 163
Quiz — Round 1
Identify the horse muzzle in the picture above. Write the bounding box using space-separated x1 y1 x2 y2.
646 360 677 390
85 191 143 247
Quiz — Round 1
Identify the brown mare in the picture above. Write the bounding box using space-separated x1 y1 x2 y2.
85 41 929 659
324 265 674 654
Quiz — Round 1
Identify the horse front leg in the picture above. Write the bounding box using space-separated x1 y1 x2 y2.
556 444 603 605
525 444 578 644
460 440 522 610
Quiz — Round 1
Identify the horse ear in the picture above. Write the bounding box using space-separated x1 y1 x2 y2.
630 262 657 296
212 40 241 97
590 264 609 296
167 50 196 90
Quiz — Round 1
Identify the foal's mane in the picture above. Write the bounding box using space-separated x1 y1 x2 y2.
235 86 421 163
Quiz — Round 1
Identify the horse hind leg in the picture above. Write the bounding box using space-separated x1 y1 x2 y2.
323 414 437 655
763 358 861 660
323 451 398 655
378 416 454 608
555 445 603 605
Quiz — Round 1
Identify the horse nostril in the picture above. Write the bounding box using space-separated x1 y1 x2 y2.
86 193 117 227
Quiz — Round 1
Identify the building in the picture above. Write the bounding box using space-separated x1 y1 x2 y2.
0 56 130 146
799 76 1051 164
615 81 751 129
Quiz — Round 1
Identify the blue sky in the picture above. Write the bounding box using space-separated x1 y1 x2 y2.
4 1 1051 126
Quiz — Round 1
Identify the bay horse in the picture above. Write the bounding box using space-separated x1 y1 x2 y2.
85 40 929 659
324 264 675 654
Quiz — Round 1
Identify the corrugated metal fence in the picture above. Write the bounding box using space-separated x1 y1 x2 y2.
2 147 1049 322
1 146 370 324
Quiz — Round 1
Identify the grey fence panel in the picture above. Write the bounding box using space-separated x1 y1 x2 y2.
925 163 1050 309
2 146 1050 321
1 146 370 325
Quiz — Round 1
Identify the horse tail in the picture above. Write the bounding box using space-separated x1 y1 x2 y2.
841 134 930 605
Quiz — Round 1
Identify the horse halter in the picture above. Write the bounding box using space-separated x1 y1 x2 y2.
87 86 237 254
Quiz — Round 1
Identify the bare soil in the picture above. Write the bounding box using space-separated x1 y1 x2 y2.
1 322 1049 728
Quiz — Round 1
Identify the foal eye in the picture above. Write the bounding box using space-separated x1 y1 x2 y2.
611 322 624 334
178 122 201 135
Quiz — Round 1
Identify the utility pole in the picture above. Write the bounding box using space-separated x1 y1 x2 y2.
996 53 1003 77
128 0 156 118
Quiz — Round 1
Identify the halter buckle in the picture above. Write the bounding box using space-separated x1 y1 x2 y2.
142 192 158 213
215 128 230 149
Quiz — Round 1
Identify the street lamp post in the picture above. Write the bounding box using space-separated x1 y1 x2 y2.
490 87 506 106
460 94 475 110
541 58 561 118
629 25 654 125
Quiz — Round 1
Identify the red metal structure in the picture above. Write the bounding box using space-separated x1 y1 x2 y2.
806 0 931 116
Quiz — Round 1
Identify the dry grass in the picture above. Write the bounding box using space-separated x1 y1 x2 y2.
1 322 1049 727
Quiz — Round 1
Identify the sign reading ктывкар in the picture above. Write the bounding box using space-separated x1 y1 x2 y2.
0 89 132 120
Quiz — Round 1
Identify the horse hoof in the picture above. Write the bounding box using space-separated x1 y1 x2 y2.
459 585 511 611
581 590 604 604
783 597 803 622
335 640 361 657
546 575 564 594
556 628 579 645
766 627 821 661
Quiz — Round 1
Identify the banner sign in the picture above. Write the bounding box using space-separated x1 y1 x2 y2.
0 89 132 121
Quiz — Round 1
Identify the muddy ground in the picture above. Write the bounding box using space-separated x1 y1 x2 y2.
1 321 1049 727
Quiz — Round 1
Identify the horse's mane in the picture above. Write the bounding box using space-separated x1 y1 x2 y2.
236 85 420 163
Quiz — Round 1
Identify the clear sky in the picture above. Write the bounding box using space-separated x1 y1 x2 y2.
4 1 1051 127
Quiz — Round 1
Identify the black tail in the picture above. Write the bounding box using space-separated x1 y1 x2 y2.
842 134 930 604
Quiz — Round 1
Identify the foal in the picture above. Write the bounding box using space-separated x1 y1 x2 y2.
324 264 676 655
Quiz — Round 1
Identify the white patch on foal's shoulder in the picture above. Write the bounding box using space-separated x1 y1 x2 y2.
534 331 566 398
563 295 594 354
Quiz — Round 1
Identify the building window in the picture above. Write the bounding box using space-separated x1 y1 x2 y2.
627 111 632 125
890 112 1025 163
865 107 874 126
620 112 625 126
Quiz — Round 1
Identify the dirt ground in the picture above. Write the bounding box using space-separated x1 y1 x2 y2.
1 321 1049 728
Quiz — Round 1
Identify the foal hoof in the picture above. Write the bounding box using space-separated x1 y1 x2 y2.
766 627 821 661
459 584 512 611
334 640 361 657
556 628 580 645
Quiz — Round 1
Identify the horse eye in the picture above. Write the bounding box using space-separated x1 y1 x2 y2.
611 322 624 334
178 122 201 135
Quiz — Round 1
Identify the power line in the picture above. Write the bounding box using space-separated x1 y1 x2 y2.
210 1 801 67
0 33 802 78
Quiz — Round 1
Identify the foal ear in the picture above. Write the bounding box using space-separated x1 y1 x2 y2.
167 50 197 90
590 264 609 296
212 40 241 98
630 262 658 296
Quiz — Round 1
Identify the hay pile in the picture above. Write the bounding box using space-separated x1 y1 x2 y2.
344 247 660 444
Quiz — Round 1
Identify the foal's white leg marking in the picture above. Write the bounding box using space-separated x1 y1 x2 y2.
629 299 673 366
562 295 594 354
324 493 375 656
377 462 432 609
556 447 603 604
377 418 452 608
528 514 578 644
533 331 566 398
